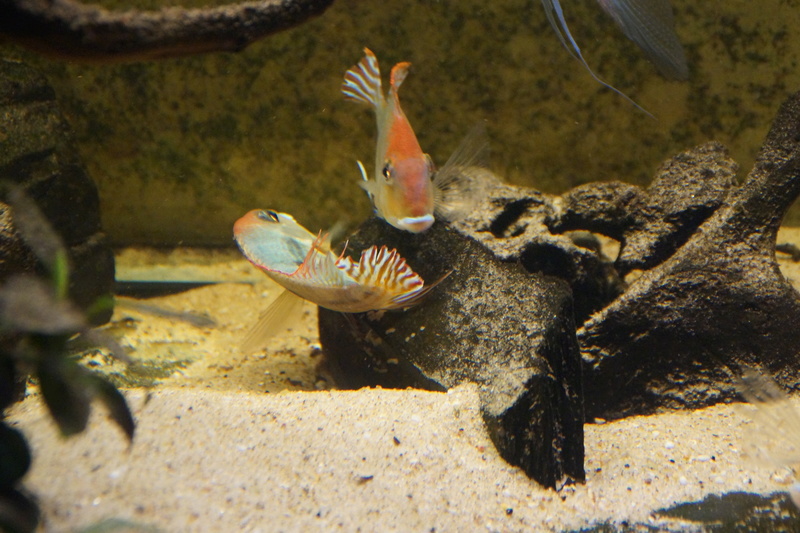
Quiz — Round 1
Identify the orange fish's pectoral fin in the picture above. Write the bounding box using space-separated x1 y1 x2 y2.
432 123 501 222
355 160 377 201
240 289 306 353
342 48 384 109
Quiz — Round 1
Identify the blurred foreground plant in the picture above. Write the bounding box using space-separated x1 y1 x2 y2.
0 185 134 532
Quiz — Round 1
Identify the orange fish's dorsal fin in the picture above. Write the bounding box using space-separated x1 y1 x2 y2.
342 48 384 109
337 245 431 308
389 62 411 95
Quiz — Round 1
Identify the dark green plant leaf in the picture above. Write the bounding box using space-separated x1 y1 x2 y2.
50 250 70 301
5 184 67 278
0 423 30 488
0 276 85 336
0 486 39 533
0 356 23 410
88 374 135 442
37 358 90 437
85 294 115 325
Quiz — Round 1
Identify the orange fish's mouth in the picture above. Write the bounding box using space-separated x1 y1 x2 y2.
397 214 434 233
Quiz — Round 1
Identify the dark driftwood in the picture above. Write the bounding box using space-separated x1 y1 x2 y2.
0 0 334 62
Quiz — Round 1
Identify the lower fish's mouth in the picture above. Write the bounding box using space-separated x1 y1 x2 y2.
397 215 434 233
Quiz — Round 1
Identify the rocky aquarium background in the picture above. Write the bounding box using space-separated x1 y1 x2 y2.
3 0 799 244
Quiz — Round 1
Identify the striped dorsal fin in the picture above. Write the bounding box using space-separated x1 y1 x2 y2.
342 48 384 108
336 245 447 309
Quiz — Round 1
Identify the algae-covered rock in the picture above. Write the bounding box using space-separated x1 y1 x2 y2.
319 218 585 489
574 89 800 419
6 0 800 244
554 142 739 274
0 59 114 322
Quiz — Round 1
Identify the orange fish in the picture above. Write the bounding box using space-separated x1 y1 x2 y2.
343 48 489 233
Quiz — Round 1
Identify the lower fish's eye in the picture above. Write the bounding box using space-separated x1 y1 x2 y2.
258 210 281 223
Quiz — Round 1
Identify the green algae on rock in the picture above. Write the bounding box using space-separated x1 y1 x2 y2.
6 0 800 245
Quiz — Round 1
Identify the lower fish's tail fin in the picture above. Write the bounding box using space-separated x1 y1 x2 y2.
240 289 305 353
433 123 501 222
342 48 384 109
389 269 453 309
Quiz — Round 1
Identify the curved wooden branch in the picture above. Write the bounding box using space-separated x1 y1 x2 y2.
0 0 335 62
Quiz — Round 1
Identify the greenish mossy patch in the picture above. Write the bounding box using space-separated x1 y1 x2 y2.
7 0 800 242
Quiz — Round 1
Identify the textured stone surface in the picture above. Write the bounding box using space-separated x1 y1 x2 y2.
0 59 114 322
575 90 800 419
450 183 624 324
319 218 585 489
554 142 739 274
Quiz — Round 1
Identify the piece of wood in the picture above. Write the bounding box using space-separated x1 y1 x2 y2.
0 0 334 62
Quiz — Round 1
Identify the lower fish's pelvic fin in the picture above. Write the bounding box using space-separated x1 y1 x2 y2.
240 289 305 353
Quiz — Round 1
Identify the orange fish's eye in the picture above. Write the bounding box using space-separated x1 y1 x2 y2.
258 210 281 223
382 162 393 183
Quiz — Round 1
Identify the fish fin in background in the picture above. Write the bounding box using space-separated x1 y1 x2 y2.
735 367 800 468
432 123 501 222
540 0 654 118
240 289 305 353
597 0 688 81
342 48 384 109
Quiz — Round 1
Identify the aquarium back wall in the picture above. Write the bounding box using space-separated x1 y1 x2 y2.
5 0 798 245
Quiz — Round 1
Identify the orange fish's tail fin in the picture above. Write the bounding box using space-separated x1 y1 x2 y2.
389 62 411 94
342 48 384 109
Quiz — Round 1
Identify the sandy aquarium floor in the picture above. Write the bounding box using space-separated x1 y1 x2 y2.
8 230 800 532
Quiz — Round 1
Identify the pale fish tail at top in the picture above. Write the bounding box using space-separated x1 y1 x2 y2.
597 0 688 80
341 48 384 111
342 48 384 197
540 0 654 117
